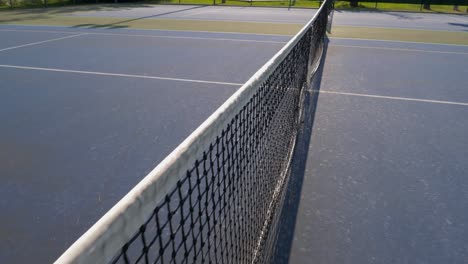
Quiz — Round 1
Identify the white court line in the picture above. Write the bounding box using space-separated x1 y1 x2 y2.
0 29 287 44
331 24 465 32
165 17 305 25
328 37 468 47
331 44 468 55
0 64 243 86
0 33 87 52
315 90 468 107
84 32 287 44
180 9 212 17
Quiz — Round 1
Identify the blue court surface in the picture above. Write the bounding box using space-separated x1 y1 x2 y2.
280 37 468 263
1 6 468 264
0 25 289 263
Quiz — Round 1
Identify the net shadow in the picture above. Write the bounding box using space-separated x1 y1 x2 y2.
54 1 335 262
272 36 330 264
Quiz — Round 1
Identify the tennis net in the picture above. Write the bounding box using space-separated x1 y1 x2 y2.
55 1 334 263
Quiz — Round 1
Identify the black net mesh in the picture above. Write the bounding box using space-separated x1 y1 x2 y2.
110 3 333 264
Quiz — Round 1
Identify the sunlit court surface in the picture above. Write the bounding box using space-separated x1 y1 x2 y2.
0 3 468 264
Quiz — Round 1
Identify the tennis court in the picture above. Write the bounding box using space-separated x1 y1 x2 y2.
0 21 292 264
279 22 468 264
1 2 468 264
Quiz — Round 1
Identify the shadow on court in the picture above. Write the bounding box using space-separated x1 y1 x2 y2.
448 22 468 31
2 3 158 16
0 5 205 26
272 37 330 264
72 5 206 29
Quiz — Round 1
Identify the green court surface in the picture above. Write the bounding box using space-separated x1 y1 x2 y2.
0 16 303 35
331 26 468 45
